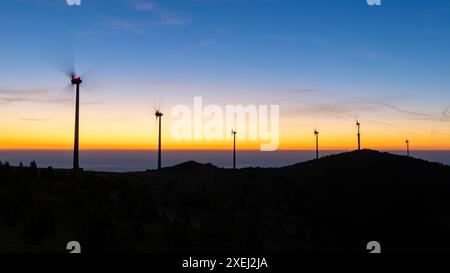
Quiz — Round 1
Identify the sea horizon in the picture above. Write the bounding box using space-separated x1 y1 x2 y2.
0 149 449 172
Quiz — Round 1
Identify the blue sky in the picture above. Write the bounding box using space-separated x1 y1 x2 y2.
1 0 450 93
0 0 450 149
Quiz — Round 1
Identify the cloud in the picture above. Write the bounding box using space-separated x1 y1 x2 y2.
0 89 47 95
126 0 188 26
128 0 155 11
287 88 316 94
281 99 377 119
375 102 435 118
282 96 450 123
155 11 187 26
0 88 51 104
19 118 51 122
87 81 186 91
200 39 215 48
109 19 141 33
0 97 33 103
214 27 230 37
0 88 85 106
0 96 73 105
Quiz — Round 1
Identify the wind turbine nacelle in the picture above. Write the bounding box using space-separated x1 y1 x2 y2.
71 77 82 85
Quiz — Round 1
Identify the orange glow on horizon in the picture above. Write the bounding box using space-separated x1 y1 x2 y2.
1 136 448 151
1 100 449 151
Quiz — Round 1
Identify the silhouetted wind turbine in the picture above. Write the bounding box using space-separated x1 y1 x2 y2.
51 47 98 173
71 74 82 172
406 139 410 157
314 129 319 160
155 110 163 170
356 121 361 151
232 130 237 170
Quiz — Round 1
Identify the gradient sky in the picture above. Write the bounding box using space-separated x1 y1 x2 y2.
0 0 449 150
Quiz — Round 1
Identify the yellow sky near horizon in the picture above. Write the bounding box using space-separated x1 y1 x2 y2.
1 99 449 151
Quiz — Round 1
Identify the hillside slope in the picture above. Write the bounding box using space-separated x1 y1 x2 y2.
0 150 449 253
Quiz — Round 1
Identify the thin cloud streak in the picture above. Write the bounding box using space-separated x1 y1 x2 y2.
126 0 188 26
0 89 48 95
375 102 436 119
214 27 230 37
287 88 316 94
19 118 51 122
0 88 100 106
128 0 155 11
282 96 450 123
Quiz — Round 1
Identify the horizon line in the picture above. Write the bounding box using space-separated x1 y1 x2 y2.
1 148 450 152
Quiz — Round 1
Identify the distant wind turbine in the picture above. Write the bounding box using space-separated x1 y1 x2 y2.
155 110 163 170
406 139 410 157
356 121 361 151
314 129 319 160
232 130 237 170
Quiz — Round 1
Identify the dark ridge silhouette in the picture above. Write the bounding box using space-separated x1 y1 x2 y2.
161 161 219 175
163 161 218 172
285 149 444 169
0 150 449 253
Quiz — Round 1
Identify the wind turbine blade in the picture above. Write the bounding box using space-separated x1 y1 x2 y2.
49 62 75 79
152 90 164 112
153 106 158 132
80 63 96 79
45 42 76 79
62 84 74 93
79 63 102 92
153 99 159 113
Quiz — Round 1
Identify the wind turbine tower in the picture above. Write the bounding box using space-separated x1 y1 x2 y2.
406 139 410 157
356 121 361 151
232 130 237 170
155 111 163 170
314 129 319 160
71 75 82 172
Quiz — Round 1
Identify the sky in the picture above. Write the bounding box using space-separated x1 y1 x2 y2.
0 0 449 151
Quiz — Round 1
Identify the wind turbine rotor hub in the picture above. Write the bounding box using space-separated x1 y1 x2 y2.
71 76 82 85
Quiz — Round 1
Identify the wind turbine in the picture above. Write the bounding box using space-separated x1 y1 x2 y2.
53 57 88 172
155 110 163 170
51 44 98 173
232 130 237 170
356 121 361 151
71 74 82 172
406 139 410 157
314 129 319 160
